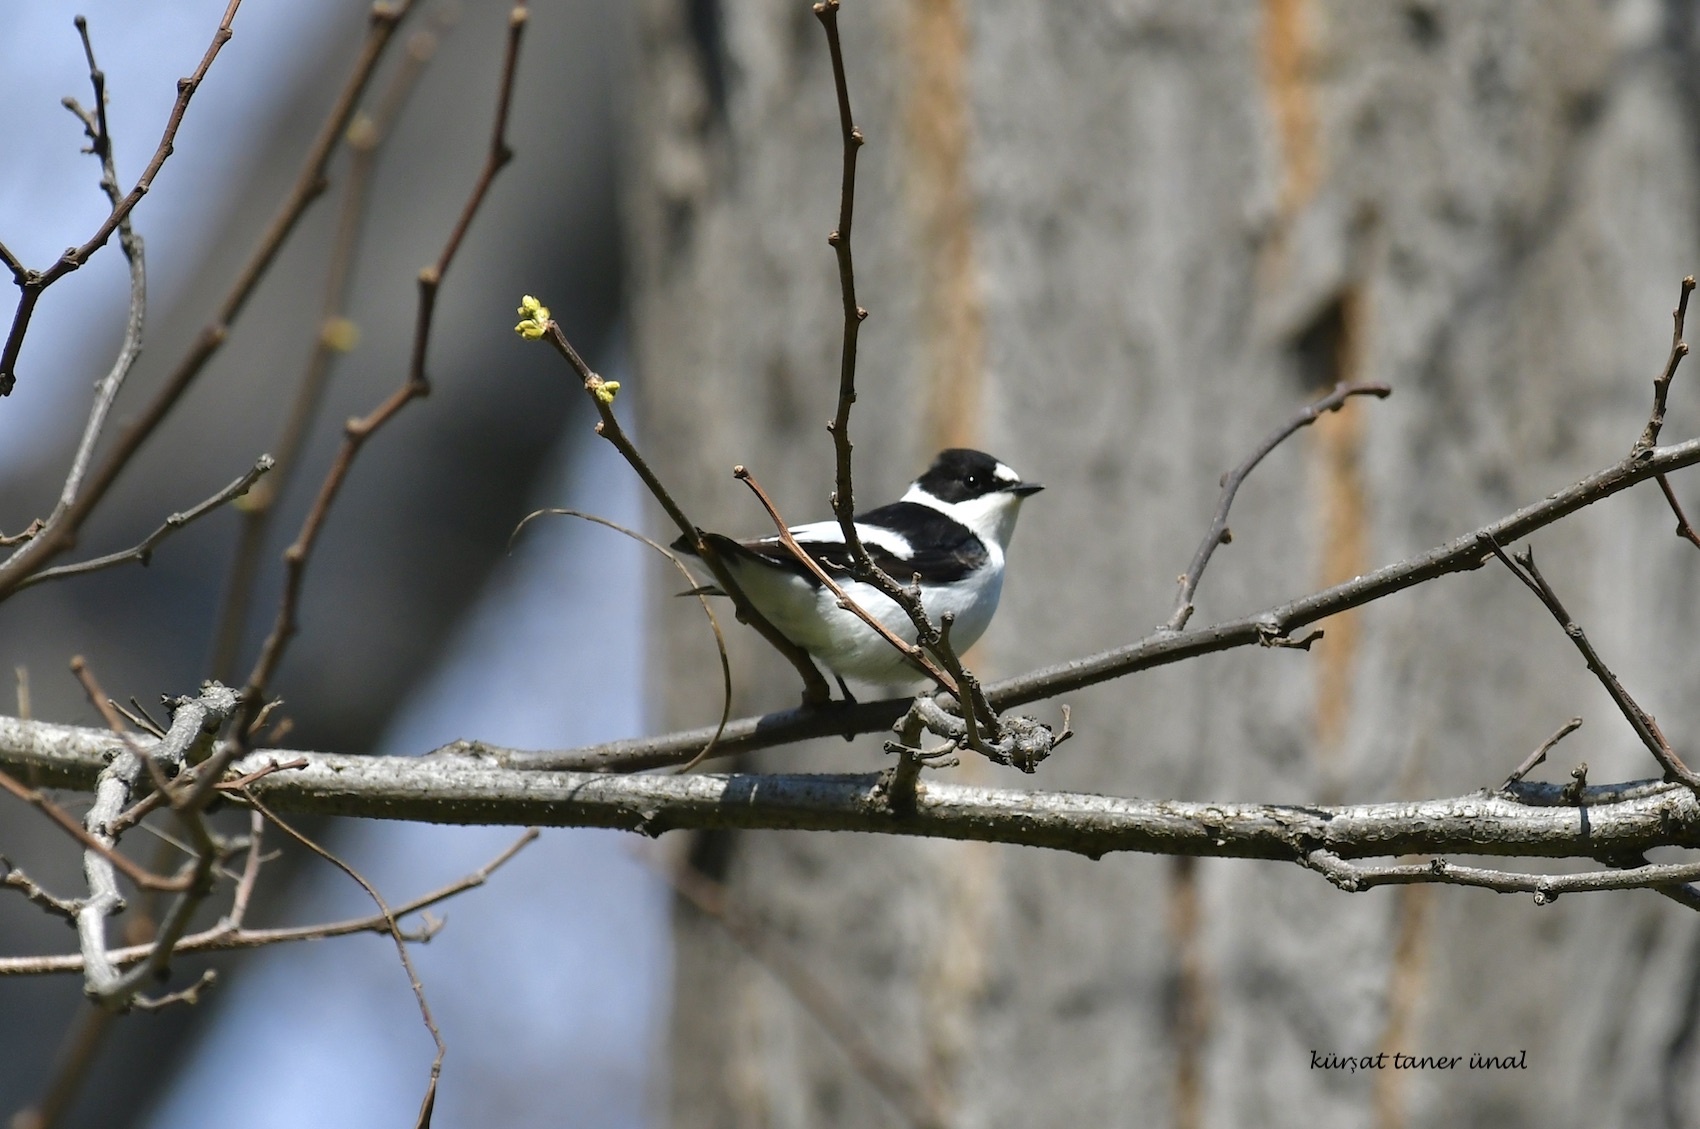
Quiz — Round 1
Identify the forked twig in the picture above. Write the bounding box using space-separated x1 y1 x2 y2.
0 827 539 977
1490 542 1700 792
0 1 243 396
50 18 150 529
17 456 272 592
0 0 419 601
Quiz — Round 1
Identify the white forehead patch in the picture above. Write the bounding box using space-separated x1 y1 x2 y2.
993 462 1020 485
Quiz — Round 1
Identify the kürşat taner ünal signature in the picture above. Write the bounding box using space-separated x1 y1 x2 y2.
1310 1051 1528 1072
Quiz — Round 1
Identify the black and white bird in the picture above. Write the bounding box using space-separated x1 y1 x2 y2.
677 448 1043 694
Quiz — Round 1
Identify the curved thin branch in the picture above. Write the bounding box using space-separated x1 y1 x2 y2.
1165 380 1392 631
511 507 733 773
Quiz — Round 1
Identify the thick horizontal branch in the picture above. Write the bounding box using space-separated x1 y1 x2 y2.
4 717 1700 862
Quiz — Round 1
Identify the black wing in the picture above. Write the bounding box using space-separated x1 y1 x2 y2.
701 502 986 587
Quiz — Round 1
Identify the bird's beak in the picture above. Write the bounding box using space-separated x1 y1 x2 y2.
1008 482 1044 497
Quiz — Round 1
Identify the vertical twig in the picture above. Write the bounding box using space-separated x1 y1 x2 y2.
1637 275 1694 453
48 18 149 528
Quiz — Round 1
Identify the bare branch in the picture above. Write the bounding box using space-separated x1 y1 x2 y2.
1 859 80 924
1490 543 1700 792
1637 275 1695 453
0 0 420 600
242 791 450 1129
67 683 241 1009
1304 848 1700 906
1657 474 1700 552
10 723 1700 864
815 0 870 551
1502 716 1583 790
16 456 272 592
0 827 537 977
240 5 526 738
210 24 443 681
1165 380 1392 631
51 17 150 523
0 1 242 395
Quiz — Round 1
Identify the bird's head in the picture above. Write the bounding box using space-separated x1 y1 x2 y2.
903 448 1043 550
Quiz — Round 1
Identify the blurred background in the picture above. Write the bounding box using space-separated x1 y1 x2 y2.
6 2 1700 1127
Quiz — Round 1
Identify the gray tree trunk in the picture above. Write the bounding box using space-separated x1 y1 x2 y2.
628 3 1700 1126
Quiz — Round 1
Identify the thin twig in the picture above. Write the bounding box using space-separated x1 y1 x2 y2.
1490 542 1700 792
1657 474 1700 552
242 790 451 1129
0 1 418 600
16 456 272 592
0 766 182 894
210 25 442 681
0 827 538 977
1303 848 1700 907
1501 717 1583 789
1637 275 1695 453
808 2 976 713
1 859 81 924
531 316 833 704
129 969 218 1010
240 5 527 740
815 0 870 553
1165 380 1392 631
510 508 733 774
0 1 243 396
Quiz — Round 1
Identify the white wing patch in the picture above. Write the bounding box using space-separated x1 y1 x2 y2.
769 520 914 560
